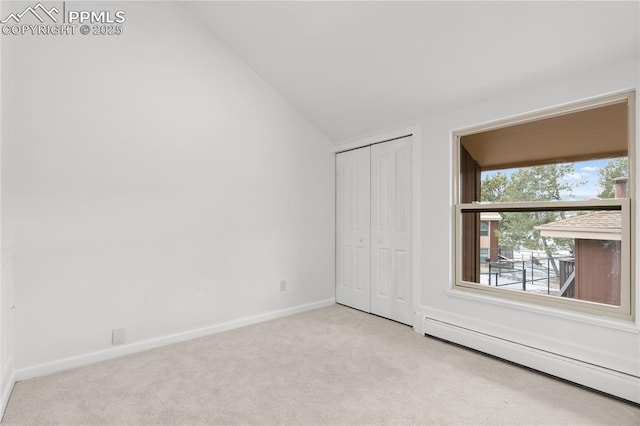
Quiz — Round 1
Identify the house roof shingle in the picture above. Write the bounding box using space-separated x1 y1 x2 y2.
535 211 621 240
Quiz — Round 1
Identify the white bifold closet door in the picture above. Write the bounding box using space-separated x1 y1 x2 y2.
336 147 371 312
336 136 412 325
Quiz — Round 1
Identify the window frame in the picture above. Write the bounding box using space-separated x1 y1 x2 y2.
452 90 636 320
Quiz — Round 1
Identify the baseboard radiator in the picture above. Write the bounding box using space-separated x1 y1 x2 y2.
421 315 640 404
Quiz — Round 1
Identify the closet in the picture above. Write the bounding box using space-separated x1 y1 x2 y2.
336 136 412 325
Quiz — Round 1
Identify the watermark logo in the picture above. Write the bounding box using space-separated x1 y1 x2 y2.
1 3 59 24
1 2 126 36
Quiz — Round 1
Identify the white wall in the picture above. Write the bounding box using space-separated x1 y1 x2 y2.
2 1 335 374
0 0 13 414
416 57 640 401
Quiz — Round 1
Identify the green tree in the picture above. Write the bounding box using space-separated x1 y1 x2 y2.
597 157 627 198
481 172 508 202
482 164 584 274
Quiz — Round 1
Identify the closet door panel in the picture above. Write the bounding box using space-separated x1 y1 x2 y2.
336 147 371 312
371 137 412 324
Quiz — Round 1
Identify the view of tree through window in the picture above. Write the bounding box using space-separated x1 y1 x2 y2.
456 93 632 317
597 157 628 198
473 157 627 306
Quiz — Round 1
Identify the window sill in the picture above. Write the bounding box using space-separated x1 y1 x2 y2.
445 286 639 334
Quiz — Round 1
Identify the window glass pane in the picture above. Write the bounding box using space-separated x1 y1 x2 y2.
480 221 489 236
480 157 628 203
461 209 622 306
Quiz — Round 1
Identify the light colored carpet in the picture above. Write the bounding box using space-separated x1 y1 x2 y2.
2 304 639 425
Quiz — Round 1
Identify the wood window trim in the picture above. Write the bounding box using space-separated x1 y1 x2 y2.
461 102 628 171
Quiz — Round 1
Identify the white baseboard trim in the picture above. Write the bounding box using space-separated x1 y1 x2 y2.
1 358 15 421
423 316 640 404
15 299 335 382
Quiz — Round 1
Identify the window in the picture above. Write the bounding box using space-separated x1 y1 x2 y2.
480 248 489 264
453 91 634 319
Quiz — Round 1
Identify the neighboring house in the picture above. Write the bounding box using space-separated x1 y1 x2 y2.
536 211 621 305
480 212 502 264
535 178 626 306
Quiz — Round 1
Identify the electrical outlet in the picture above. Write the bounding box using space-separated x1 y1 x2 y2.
280 280 287 292
112 328 125 345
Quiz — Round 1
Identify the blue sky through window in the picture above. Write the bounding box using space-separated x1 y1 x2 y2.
481 158 617 201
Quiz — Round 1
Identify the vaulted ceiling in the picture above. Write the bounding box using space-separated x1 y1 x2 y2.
185 1 639 143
